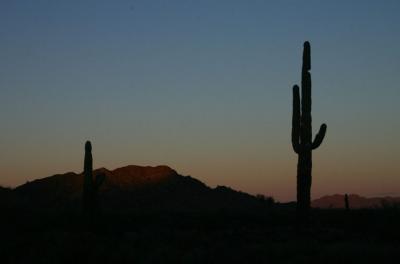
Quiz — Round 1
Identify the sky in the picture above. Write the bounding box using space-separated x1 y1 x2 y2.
1 0 399 201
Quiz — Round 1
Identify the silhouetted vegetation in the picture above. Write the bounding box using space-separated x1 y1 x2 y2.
83 141 105 215
345 193 350 211
256 194 275 208
292 41 327 223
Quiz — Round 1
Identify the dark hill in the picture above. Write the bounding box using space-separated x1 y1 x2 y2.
13 165 267 213
312 194 400 209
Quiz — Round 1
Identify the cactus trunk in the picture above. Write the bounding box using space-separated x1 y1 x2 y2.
83 141 104 214
292 42 327 222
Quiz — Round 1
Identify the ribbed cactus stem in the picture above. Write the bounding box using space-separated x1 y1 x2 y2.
83 141 105 214
292 41 327 222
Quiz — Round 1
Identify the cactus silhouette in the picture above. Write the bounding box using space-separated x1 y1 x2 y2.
291 41 327 221
345 194 350 210
83 141 105 214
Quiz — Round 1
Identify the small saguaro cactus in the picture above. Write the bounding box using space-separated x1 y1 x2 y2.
83 141 105 214
291 41 327 222
345 194 350 211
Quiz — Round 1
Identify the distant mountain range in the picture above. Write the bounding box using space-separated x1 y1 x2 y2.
6 165 269 213
2 165 398 212
312 194 400 209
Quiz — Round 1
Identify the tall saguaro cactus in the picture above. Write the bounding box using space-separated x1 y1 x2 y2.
83 141 105 214
292 41 327 221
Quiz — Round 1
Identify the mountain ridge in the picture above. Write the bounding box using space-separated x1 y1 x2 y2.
312 194 400 208
12 165 268 213
7 166 399 211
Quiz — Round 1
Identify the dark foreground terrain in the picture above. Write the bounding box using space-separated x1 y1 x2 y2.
1 165 400 263
2 208 400 264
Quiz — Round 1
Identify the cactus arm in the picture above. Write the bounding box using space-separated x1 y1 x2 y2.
312 123 327 149
292 85 301 154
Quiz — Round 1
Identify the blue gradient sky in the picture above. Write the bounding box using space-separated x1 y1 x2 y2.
1 1 399 201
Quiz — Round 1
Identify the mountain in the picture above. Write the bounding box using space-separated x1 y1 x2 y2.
0 186 19 208
312 194 400 209
13 165 268 212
